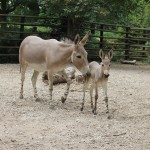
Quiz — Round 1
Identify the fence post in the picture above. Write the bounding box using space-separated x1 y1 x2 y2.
100 24 104 48
125 26 130 60
142 30 146 52
19 16 25 43
90 23 95 34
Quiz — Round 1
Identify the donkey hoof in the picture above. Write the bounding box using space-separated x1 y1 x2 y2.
35 98 40 102
94 112 97 115
92 109 94 113
20 95 23 99
80 107 83 111
107 115 111 119
61 97 66 103
92 109 97 115
106 110 109 114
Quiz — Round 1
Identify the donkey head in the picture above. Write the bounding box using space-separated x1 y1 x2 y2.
71 33 90 76
99 48 113 78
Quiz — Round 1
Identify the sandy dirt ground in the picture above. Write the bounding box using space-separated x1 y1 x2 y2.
0 64 150 150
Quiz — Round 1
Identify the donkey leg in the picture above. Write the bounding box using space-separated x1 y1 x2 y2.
20 64 27 99
104 97 109 113
61 78 71 103
103 84 109 113
61 67 74 103
93 85 98 115
48 72 53 107
31 70 39 101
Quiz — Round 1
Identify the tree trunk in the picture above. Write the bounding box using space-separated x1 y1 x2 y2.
67 17 74 37
0 0 7 29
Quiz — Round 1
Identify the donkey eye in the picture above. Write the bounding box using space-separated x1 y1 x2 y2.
102 64 104 67
77 55 81 59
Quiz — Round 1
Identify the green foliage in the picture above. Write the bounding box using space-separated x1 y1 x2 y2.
142 54 150 64
1 0 149 28
0 0 39 15
37 0 150 29
113 51 125 62
142 4 150 27
145 41 150 46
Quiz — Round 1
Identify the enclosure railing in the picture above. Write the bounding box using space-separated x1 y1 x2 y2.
0 14 67 63
74 21 150 61
0 14 150 63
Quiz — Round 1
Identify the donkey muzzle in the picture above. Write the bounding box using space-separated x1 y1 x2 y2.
104 74 109 78
86 71 91 77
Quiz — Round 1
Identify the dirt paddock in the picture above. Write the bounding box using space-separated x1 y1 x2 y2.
0 64 150 150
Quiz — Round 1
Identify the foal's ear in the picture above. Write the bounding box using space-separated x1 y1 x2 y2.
99 49 105 60
79 33 89 46
74 34 80 44
108 49 113 60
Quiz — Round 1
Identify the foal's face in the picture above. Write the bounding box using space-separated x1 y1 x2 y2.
99 49 113 78
101 57 111 78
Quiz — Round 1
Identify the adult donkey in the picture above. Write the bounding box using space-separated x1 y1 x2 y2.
19 34 90 107
42 36 76 103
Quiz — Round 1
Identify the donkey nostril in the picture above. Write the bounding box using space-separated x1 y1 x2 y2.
104 74 109 78
86 72 91 77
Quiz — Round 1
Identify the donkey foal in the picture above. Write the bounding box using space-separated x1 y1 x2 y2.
81 49 113 115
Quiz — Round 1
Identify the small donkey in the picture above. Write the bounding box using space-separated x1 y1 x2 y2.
81 48 113 115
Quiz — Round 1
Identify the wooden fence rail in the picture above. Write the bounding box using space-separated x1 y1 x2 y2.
76 21 150 61
0 14 150 63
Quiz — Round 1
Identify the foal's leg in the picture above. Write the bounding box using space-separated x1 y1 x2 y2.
90 84 94 110
31 70 39 101
93 84 98 115
102 84 109 113
80 81 88 111
20 64 27 99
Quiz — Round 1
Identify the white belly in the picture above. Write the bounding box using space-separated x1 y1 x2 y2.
28 63 47 72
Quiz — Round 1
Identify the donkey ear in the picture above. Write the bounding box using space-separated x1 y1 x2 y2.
108 49 113 60
74 34 80 44
99 49 105 60
79 33 89 45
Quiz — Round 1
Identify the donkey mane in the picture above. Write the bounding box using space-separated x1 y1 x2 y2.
59 42 73 48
